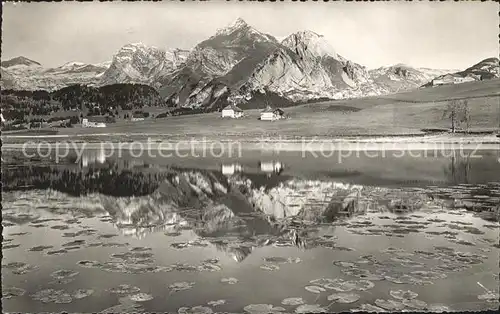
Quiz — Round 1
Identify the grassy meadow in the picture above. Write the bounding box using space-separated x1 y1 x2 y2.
2 79 499 142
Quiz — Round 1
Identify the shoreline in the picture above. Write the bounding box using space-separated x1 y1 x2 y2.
2 134 499 152
1 132 499 143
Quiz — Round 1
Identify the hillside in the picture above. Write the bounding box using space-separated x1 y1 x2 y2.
6 78 495 140
0 84 165 130
425 57 499 87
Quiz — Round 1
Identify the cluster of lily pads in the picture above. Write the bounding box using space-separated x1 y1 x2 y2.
75 247 224 274
31 288 93 304
3 261 39 275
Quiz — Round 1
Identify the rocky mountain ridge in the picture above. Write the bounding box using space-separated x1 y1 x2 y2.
1 57 111 91
2 18 497 111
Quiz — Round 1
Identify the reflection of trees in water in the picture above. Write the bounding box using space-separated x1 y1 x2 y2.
2 164 169 197
444 154 471 185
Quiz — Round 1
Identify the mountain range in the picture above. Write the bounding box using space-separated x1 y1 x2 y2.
1 18 498 111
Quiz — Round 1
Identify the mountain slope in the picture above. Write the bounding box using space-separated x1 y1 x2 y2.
426 57 499 86
159 18 281 109
100 43 189 88
1 56 41 68
1 57 112 91
236 30 380 101
369 64 458 92
0 68 17 89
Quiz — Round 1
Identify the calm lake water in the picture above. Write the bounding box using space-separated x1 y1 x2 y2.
2 148 499 313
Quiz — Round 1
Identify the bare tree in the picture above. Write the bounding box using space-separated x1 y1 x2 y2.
443 99 469 133
460 99 471 133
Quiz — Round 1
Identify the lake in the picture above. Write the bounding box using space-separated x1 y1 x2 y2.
2 148 499 313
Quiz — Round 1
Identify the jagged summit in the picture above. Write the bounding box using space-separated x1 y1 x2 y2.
281 30 343 61
100 42 189 87
232 17 248 28
216 17 250 36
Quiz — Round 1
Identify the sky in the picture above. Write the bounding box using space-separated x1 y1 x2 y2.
2 1 498 70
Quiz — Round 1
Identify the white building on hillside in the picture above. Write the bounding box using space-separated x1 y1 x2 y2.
221 104 244 118
260 161 284 174
82 117 107 128
221 163 243 176
260 107 285 121
131 115 145 122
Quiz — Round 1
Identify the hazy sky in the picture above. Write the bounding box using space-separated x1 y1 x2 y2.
2 1 498 70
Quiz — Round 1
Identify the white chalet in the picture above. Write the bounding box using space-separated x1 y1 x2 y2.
260 161 284 174
221 104 244 118
221 163 243 176
260 107 285 121
82 117 107 128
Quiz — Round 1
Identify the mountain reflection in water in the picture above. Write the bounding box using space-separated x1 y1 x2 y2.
3 150 499 241
2 149 500 313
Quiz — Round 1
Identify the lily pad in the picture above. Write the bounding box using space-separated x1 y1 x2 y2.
129 293 153 302
2 286 26 299
260 264 280 271
221 277 238 285
178 306 214 314
333 261 356 268
264 257 288 263
9 232 30 236
28 245 54 252
99 297 144 313
389 289 418 300
129 246 152 252
374 299 405 311
50 269 79 280
478 292 500 303
207 299 226 306
198 263 222 272
294 304 327 313
305 285 326 293
3 244 21 249
353 304 387 312
72 289 94 299
169 282 195 292
243 304 286 314
51 225 70 230
281 297 305 306
77 260 102 268
310 278 338 287
327 292 361 303
10 263 39 275
108 284 141 294
31 288 73 304
427 304 451 312
171 263 200 272
46 249 69 256
62 240 86 247
402 299 428 309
